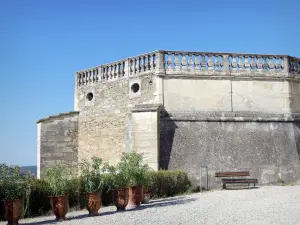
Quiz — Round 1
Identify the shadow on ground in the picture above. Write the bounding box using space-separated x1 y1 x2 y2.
22 196 196 224
128 196 197 212
222 186 259 190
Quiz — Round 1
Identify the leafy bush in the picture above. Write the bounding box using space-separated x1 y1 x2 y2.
115 152 152 188
44 164 74 196
0 161 192 220
0 164 28 201
79 157 105 193
23 179 50 217
148 170 191 198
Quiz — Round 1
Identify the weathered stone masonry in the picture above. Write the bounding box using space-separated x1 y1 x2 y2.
37 50 300 188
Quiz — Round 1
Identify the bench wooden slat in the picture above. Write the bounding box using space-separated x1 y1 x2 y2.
222 178 258 184
215 171 250 177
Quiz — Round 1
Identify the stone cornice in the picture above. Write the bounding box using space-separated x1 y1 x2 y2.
131 104 162 113
161 111 300 122
37 111 80 123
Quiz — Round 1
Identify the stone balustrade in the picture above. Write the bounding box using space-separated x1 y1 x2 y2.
76 50 300 87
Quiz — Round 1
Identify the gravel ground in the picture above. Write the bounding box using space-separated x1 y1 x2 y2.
2 185 300 225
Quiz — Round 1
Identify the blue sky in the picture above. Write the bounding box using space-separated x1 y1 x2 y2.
0 0 299 166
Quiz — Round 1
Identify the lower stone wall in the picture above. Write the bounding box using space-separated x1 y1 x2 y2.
37 112 79 178
160 112 300 189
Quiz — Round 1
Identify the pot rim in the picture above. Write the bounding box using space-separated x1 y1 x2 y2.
48 195 68 198
85 191 101 195
2 198 22 202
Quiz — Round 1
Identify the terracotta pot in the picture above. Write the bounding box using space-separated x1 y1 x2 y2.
86 192 101 216
49 195 69 221
112 188 129 211
3 198 22 225
126 186 143 209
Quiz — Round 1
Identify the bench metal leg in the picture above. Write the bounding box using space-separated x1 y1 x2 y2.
223 183 226 190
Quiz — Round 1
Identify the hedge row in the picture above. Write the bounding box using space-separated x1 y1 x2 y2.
0 170 191 219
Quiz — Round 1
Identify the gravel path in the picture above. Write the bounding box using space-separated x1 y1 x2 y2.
2 185 300 225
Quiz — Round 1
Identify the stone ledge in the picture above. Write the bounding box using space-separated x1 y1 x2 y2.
37 111 80 123
161 111 300 122
131 104 162 113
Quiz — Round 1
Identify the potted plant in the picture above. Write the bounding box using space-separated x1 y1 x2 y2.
105 160 130 211
122 152 152 209
0 164 27 225
79 156 104 216
44 164 72 221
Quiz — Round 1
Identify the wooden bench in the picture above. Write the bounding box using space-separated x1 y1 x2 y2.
215 171 258 189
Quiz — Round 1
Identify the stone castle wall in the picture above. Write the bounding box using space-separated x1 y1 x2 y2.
163 78 300 113
37 50 300 186
160 112 300 188
37 112 79 178
75 74 158 165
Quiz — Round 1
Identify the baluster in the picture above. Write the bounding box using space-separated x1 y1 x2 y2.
174 53 180 70
269 57 274 72
109 65 112 79
251 56 257 72
95 69 98 82
85 71 88 84
275 57 281 72
208 55 213 71
81 73 84 85
167 53 173 70
201 54 207 70
77 73 81 86
135 58 140 73
238 56 244 72
222 55 229 73
152 54 156 69
106 66 109 79
144 56 148 71
115 64 119 77
139 57 143 72
86 71 88 84
188 54 194 70
123 61 126 76
102 68 105 80
131 59 135 74
214 55 220 71
105 67 108 80
106 67 109 79
263 57 269 71
244 56 250 72
231 55 237 72
182 54 187 70
195 55 200 71
92 70 95 82
103 67 106 80
290 58 295 73
257 56 263 72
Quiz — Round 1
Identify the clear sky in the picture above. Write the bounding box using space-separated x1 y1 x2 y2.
0 0 299 166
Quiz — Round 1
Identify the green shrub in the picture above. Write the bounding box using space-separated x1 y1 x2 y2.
44 164 74 196
23 179 50 217
101 173 115 206
79 157 105 193
0 162 192 220
148 170 191 198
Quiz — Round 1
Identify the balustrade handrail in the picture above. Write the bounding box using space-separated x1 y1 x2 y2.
164 50 290 58
76 50 300 87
